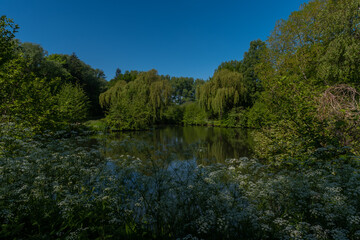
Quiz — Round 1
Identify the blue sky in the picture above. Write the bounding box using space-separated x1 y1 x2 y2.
2 0 308 80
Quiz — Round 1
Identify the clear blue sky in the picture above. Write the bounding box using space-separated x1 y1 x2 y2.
2 0 308 80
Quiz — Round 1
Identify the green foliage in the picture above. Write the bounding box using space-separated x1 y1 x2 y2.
56 83 90 123
0 17 109 132
21 42 47 73
0 55 59 131
48 53 107 117
0 15 18 67
228 146 360 239
246 100 274 129
100 70 172 130
84 119 108 131
222 107 248 128
198 69 246 118
108 69 140 87
197 40 266 125
2 124 360 239
162 104 184 124
251 0 360 158
182 102 208 125
169 77 204 104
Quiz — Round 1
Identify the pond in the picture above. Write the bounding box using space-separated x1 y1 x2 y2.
94 126 254 166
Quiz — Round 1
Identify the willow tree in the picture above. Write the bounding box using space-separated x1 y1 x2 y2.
149 79 172 120
198 69 246 118
99 69 172 130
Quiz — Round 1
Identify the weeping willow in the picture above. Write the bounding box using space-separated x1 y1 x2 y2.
99 69 172 130
198 69 248 118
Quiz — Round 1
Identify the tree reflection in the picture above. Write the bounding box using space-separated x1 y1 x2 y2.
96 126 253 168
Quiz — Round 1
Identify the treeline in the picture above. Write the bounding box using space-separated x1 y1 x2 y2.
100 0 360 158
100 69 205 130
2 0 360 158
99 40 265 130
0 16 106 131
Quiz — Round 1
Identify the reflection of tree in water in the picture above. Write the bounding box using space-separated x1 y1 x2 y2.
95 126 253 167
193 128 253 164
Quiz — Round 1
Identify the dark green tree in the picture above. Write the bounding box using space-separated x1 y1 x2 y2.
115 67 121 77
170 77 197 104
48 53 107 117
0 15 18 67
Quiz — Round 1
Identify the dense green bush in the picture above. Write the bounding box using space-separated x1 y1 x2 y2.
162 104 184 124
182 102 208 126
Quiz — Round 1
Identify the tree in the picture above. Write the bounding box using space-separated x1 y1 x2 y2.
48 53 107 117
21 42 47 73
198 69 246 118
56 83 89 123
0 15 18 67
170 77 197 104
100 69 172 130
253 0 360 158
115 68 121 77
241 40 266 102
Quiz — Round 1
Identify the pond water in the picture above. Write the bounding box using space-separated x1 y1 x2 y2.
95 126 253 166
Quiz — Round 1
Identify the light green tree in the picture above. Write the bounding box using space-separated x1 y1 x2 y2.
100 69 172 130
198 69 246 118
56 83 89 123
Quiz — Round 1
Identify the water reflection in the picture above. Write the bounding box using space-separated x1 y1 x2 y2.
95 126 253 166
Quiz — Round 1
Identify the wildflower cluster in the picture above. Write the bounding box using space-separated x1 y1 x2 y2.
1 124 360 239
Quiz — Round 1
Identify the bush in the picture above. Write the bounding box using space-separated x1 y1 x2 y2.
222 107 248 128
162 104 184 124
227 146 360 239
182 102 208 125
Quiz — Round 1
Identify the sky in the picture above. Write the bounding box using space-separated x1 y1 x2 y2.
2 0 309 80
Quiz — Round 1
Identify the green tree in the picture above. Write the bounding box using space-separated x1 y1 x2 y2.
170 77 197 104
56 83 89 123
108 69 140 87
21 42 47 73
182 102 207 125
198 69 246 118
253 0 360 158
0 15 18 67
48 53 107 117
100 69 172 130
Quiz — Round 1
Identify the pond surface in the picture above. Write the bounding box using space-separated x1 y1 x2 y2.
95 126 254 166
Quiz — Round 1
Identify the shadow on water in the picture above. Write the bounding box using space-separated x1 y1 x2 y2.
94 126 254 167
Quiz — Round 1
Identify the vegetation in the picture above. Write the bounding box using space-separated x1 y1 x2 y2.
1 0 360 238
99 69 172 130
0 20 106 132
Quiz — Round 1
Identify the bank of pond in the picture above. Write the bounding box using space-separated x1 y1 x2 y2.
1 124 360 239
